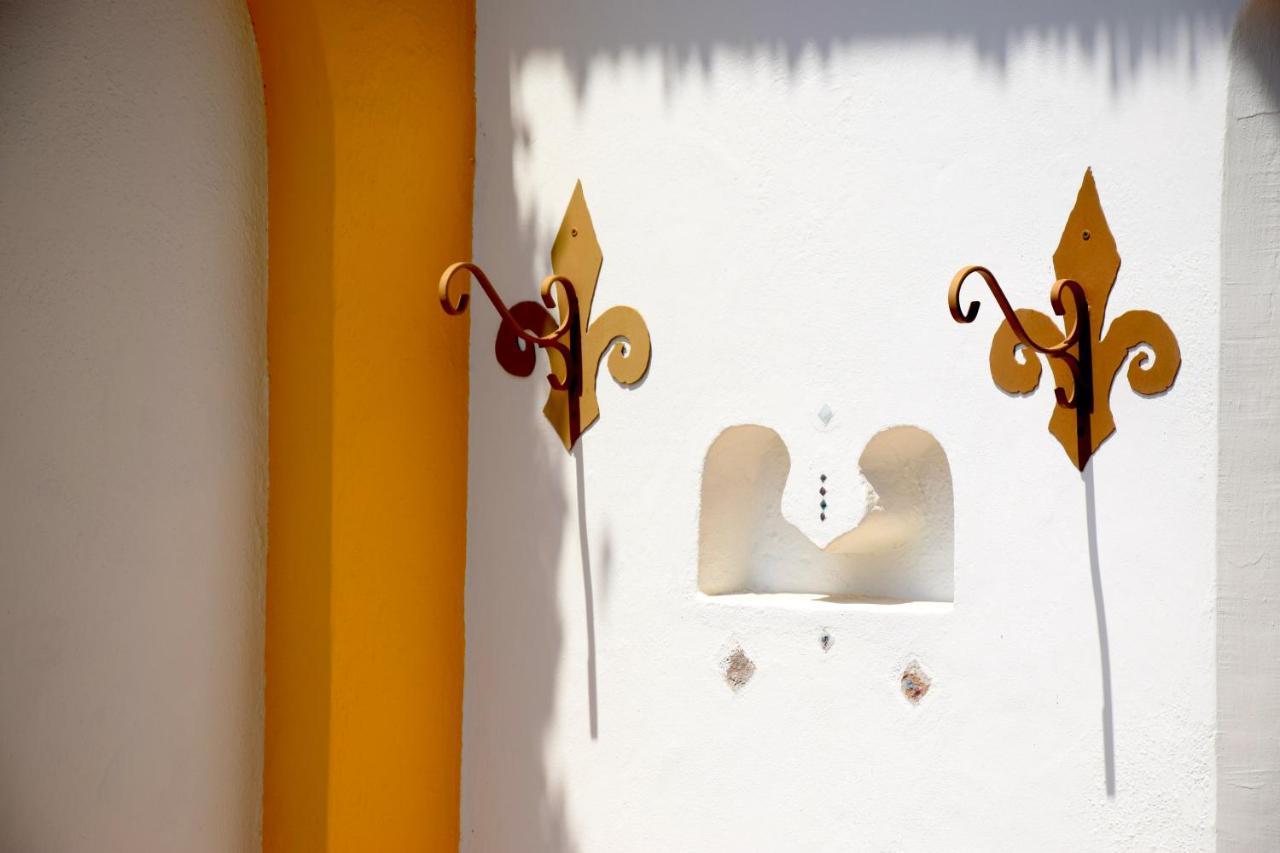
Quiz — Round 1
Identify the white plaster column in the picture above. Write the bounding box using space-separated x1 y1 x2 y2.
0 1 267 849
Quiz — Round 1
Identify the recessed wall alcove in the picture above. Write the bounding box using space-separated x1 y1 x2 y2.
697 425 954 603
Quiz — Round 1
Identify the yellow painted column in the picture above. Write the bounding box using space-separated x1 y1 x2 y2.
249 1 474 848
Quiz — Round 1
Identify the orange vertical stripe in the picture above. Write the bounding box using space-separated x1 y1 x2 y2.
249 1 473 848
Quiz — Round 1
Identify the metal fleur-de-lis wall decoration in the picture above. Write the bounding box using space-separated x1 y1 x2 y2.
439 182 651 451
948 169 1181 470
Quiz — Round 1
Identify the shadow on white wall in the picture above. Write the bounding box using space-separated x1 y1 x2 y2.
494 0 1239 101
698 425 953 602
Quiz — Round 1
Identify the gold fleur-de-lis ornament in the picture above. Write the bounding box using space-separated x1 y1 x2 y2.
950 170 1181 470
439 182 651 451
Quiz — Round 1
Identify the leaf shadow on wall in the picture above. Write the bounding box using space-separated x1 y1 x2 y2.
462 381 612 852
493 0 1238 101
460 312 574 850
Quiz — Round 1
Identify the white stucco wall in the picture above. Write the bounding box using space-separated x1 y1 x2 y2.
1219 2 1280 848
0 2 267 850
464 1 1273 850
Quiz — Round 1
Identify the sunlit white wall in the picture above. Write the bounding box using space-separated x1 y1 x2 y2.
465 1 1273 850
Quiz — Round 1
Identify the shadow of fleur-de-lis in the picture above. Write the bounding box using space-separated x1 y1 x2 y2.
460 181 650 451
955 169 1181 470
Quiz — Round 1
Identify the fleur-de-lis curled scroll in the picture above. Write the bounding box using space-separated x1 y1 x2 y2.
949 169 1181 470
439 182 651 451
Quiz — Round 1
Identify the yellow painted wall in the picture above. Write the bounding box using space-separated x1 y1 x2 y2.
249 1 473 848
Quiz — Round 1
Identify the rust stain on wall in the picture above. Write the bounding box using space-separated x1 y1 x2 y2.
901 662 931 704
722 646 756 691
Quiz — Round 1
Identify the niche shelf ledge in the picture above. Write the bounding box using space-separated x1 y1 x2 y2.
697 592 953 615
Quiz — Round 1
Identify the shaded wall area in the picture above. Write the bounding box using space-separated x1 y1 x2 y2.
1219 1 1280 847
0 0 268 849
249 0 474 849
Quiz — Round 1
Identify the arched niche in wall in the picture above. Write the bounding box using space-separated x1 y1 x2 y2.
698 425 954 603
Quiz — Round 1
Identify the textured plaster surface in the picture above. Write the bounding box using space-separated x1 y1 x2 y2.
1218 1 1280 847
0 1 267 849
